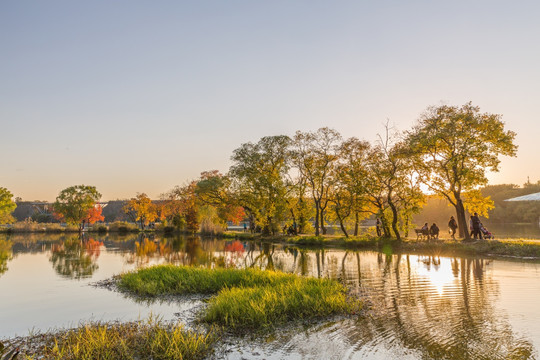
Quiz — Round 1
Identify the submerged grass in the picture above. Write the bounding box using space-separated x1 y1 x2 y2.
118 265 361 331
18 318 216 360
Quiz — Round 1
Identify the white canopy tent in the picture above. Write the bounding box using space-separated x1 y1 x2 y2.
504 192 540 201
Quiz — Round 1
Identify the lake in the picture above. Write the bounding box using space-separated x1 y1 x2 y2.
1 233 539 359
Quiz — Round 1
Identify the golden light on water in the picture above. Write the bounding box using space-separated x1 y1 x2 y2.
414 256 457 296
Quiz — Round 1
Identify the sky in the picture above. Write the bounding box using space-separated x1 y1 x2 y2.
1 1 539 201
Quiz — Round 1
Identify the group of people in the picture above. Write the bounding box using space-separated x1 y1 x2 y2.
420 222 440 239
376 213 493 240
469 213 494 240
448 213 493 240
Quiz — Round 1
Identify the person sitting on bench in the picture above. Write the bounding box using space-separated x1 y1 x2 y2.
421 223 429 236
430 223 440 239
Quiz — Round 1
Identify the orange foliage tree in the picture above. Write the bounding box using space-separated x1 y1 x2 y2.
123 193 158 230
86 205 104 225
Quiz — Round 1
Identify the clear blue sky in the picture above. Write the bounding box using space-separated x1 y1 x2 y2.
2 1 539 201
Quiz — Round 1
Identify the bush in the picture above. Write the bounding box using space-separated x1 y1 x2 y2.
44 223 64 233
89 224 108 233
109 221 138 234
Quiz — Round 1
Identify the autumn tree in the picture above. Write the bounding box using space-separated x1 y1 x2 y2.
196 170 245 227
292 128 342 236
86 204 105 225
54 185 102 232
164 182 200 233
124 193 158 230
407 102 517 240
0 187 17 224
229 135 291 235
329 138 372 237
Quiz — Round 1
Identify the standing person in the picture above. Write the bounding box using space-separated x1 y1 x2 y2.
376 218 382 237
243 223 247 233
471 212 482 240
448 216 458 239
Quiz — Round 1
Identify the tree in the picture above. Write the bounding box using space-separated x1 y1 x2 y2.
334 137 373 237
86 204 105 225
124 193 158 230
195 170 246 228
292 128 342 236
162 182 200 233
0 187 17 224
407 102 517 240
54 185 102 232
229 135 291 235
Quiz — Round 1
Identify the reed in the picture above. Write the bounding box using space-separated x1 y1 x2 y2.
39 318 216 360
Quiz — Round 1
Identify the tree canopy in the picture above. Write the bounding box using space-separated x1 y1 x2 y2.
406 102 517 239
53 185 102 232
0 187 17 224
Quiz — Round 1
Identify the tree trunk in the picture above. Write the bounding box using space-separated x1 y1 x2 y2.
314 202 320 236
338 214 349 238
455 196 470 240
320 208 326 235
404 215 410 237
388 197 401 241
354 212 359 236
381 216 391 237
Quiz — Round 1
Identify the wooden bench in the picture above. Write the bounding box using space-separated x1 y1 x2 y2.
415 229 430 240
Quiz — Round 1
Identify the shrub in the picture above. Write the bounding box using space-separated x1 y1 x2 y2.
109 221 139 234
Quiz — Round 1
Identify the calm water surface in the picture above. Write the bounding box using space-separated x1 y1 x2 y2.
0 233 539 359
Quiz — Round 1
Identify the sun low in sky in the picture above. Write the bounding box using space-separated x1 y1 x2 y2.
1 1 539 201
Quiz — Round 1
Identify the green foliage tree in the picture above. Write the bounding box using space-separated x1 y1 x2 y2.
229 135 291 235
292 128 342 236
196 170 245 229
329 137 372 237
53 185 102 232
407 102 517 239
0 187 17 224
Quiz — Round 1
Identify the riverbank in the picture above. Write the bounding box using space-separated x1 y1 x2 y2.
221 231 540 259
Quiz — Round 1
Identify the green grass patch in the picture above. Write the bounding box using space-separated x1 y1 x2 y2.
28 318 216 360
202 277 359 331
118 265 361 332
119 265 301 296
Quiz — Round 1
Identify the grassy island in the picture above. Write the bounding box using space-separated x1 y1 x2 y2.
119 265 361 331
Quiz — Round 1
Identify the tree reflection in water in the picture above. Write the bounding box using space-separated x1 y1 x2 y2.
0 238 13 277
3 234 538 358
335 252 535 359
49 235 102 279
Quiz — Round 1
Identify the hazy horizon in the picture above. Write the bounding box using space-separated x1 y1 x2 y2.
2 1 539 201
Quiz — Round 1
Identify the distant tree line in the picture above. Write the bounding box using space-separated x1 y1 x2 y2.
1 103 518 240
